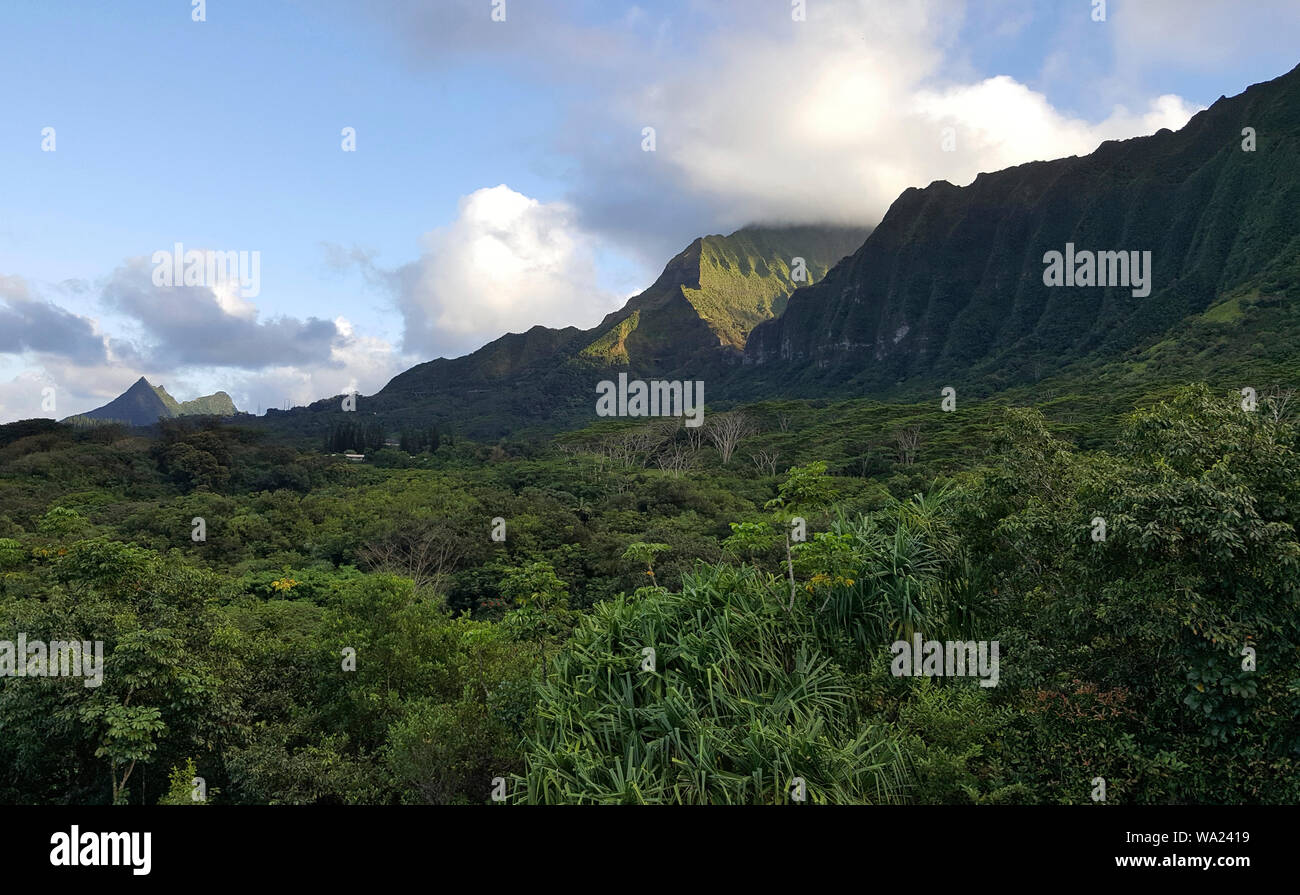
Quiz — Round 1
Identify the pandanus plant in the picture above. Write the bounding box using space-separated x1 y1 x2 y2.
515 563 907 805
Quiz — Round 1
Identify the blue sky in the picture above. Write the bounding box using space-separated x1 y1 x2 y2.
1 0 1297 421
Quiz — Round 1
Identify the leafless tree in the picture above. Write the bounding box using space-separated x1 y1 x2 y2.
653 417 683 439
705 411 755 464
655 444 696 478
629 425 671 467
601 431 636 466
1267 386 1297 425
894 426 921 467
597 424 670 468
361 520 467 601
684 420 708 451
650 418 684 458
585 442 613 478
750 449 781 477
776 411 793 433
856 447 884 478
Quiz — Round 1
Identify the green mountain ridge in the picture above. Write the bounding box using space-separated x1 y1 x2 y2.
273 61 1300 443
294 225 869 437
67 377 239 427
741 61 1300 402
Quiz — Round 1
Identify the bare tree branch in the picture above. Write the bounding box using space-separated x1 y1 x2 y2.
361 521 467 601
893 426 920 467
655 443 696 477
750 449 780 477
705 411 754 465
1267 386 1296 425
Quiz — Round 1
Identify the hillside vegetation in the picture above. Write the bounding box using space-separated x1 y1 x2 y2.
2 384 1296 804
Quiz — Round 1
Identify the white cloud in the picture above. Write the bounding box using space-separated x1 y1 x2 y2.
612 1 1202 229
910 78 1202 170
393 185 620 358
100 256 348 370
0 274 111 365
339 0 1265 302
344 0 1226 349
0 264 408 423
0 367 60 422
144 312 406 416
0 357 145 423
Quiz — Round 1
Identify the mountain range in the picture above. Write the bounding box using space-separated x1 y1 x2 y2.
353 61 1296 437
319 225 869 436
740 62 1300 400
67 377 238 427
95 61 1300 441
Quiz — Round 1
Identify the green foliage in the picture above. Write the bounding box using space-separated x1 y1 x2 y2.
0 538 25 570
500 561 569 611
516 564 906 804
765 460 839 516
722 520 777 561
157 757 214 805
325 419 385 454
622 541 670 584
1 382 1296 804
38 506 86 536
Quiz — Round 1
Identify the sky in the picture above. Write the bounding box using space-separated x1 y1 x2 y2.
1 0 1297 422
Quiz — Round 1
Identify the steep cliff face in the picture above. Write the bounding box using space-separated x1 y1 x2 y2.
745 63 1300 393
279 65 1300 440
365 225 868 434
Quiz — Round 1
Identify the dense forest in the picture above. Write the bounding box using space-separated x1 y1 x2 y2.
1 381 1295 804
